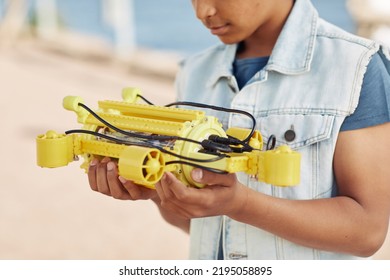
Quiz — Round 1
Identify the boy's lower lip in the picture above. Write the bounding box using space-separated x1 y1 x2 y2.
210 25 229 35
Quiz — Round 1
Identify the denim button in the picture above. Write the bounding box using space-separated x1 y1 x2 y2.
284 128 296 142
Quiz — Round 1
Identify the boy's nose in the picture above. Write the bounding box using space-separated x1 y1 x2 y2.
192 0 217 20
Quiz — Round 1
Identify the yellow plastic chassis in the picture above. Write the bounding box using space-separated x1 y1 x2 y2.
36 88 301 188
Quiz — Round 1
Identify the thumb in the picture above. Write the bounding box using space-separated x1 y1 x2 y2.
191 168 236 186
190 168 203 182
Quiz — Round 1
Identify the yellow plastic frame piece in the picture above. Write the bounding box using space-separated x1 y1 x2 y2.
36 87 301 188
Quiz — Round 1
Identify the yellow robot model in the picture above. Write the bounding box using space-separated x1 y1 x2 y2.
36 87 301 188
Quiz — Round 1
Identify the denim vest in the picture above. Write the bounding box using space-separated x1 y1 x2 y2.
175 0 390 260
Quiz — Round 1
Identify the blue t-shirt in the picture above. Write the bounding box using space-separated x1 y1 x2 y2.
233 53 390 131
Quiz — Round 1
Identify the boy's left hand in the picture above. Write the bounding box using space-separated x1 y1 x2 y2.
155 169 249 219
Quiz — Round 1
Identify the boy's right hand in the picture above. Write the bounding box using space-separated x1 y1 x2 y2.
87 157 158 201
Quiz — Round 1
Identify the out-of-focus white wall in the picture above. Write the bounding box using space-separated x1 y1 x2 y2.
347 0 390 44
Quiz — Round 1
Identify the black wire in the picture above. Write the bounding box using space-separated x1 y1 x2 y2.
134 96 256 146
65 130 230 176
65 129 132 145
137 94 154 105
65 129 226 163
101 95 256 148
121 95 257 146
266 134 276 150
78 102 202 145
153 144 227 163
165 161 229 175
165 101 256 143
74 100 256 165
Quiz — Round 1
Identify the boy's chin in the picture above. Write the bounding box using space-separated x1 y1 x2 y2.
216 36 241 45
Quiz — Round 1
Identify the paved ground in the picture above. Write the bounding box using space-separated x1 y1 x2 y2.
0 41 389 260
0 42 189 259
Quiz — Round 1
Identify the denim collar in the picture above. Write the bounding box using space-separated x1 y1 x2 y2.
267 0 317 74
208 0 318 86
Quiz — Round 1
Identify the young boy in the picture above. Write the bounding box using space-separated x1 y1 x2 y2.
88 0 390 259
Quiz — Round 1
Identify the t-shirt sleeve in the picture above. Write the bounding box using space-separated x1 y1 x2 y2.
340 52 390 131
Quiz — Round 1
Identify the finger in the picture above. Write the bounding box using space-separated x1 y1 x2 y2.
157 172 186 200
155 184 193 219
156 173 199 216
106 161 131 200
119 176 143 199
191 168 237 187
155 173 169 201
96 157 111 195
88 158 99 191
119 176 156 200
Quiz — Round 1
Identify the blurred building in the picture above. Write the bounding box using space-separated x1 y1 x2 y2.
4 0 388 55
0 0 136 59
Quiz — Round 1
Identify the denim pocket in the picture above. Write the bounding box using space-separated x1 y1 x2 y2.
258 113 335 150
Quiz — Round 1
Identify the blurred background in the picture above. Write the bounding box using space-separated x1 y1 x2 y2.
0 0 389 260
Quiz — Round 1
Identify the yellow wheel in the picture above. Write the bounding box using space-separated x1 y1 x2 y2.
118 146 165 188
177 117 226 188
36 130 74 168
263 145 301 186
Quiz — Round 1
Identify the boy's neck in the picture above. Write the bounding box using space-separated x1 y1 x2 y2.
236 40 273 59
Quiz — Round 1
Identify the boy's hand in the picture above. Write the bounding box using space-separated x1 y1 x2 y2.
155 169 249 219
87 157 158 201
87 158 249 221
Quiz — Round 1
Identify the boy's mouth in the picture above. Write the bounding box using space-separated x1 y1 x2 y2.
209 24 230 36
